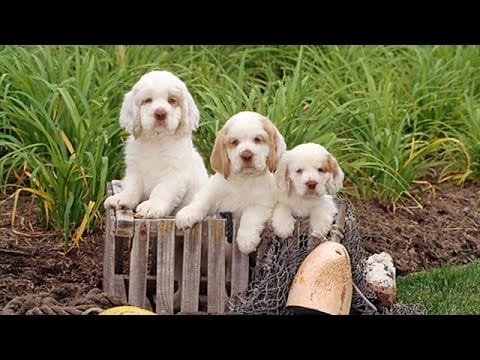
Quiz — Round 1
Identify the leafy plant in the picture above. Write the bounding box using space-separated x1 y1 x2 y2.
1 45 479 247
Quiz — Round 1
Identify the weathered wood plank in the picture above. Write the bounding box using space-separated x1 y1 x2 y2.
110 180 135 238
155 219 175 314
128 221 149 308
113 275 153 309
230 219 249 297
114 236 127 274
330 202 347 243
180 224 202 313
115 210 135 238
149 229 157 276
102 182 116 296
207 219 226 314
115 274 157 282
114 275 128 303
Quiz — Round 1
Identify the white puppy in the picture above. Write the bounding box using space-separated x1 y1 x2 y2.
175 111 286 255
104 70 209 218
271 143 344 240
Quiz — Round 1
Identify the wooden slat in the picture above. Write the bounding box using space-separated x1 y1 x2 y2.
111 180 135 238
180 224 202 313
116 274 157 282
115 210 135 238
113 274 152 311
149 230 157 276
114 275 128 303
199 220 210 312
330 202 347 243
155 219 175 314
207 219 226 314
114 236 127 274
128 221 149 308
102 183 116 296
230 219 249 296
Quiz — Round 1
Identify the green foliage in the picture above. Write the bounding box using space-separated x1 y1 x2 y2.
398 261 480 314
0 46 150 247
298 45 475 208
448 94 480 179
0 45 478 247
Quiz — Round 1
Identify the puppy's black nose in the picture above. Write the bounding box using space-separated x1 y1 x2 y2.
306 180 317 190
240 150 253 161
154 109 167 122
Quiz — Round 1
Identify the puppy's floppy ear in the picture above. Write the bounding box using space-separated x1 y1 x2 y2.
178 83 200 134
210 125 230 179
119 90 142 139
325 154 344 195
261 116 287 172
274 153 292 194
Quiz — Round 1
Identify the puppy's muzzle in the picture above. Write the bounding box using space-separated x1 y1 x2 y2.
305 180 318 193
240 149 254 168
154 108 167 126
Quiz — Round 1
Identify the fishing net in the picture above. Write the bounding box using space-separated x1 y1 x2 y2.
226 197 426 315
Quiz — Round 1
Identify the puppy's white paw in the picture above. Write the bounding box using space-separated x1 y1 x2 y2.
236 233 261 255
310 222 332 240
272 215 295 239
135 200 167 218
175 207 201 229
104 192 138 210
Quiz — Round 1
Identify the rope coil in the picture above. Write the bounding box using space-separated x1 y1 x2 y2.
1 285 127 315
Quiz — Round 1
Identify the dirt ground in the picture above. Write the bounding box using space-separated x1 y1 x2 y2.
1 182 479 310
350 181 480 276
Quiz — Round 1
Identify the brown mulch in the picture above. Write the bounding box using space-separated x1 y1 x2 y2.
350 182 480 275
1 182 479 310
0 193 104 309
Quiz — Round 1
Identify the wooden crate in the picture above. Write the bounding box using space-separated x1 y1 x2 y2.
103 181 250 314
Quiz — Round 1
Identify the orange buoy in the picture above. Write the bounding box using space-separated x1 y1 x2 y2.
99 306 156 315
287 241 352 315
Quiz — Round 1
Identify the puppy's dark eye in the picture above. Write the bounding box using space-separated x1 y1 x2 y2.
142 97 152 104
318 168 325 173
254 137 263 144
296 168 303 174
168 96 178 106
230 139 239 147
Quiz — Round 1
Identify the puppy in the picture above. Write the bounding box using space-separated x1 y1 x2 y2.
104 70 209 218
175 111 286 255
271 143 344 240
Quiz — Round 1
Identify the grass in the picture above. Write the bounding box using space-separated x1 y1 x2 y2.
0 46 138 248
0 44 479 247
397 261 480 315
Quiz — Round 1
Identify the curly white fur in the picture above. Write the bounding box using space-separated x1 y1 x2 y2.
271 143 344 239
104 70 208 218
175 111 286 255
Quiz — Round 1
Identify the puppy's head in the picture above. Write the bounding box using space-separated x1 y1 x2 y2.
119 70 199 139
210 111 286 179
275 143 344 197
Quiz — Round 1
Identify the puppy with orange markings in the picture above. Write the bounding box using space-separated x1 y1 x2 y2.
104 70 208 218
176 111 286 255
271 143 344 240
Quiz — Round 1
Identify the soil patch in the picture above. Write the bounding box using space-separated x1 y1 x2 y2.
350 182 480 275
1 182 479 309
